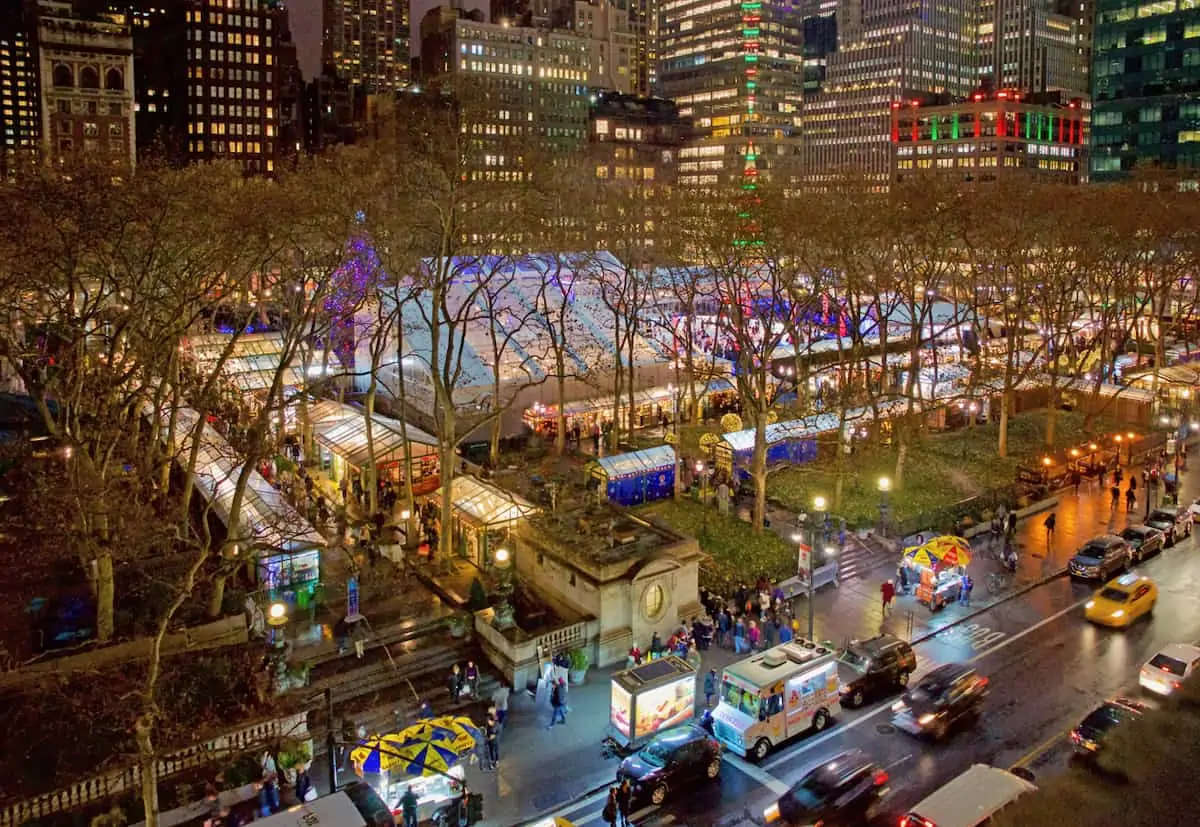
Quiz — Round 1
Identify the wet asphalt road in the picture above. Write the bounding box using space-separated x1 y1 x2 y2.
550 533 1200 827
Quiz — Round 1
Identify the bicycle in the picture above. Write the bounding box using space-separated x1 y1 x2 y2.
986 572 1012 594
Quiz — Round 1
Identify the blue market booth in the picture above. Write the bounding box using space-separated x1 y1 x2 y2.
589 445 676 506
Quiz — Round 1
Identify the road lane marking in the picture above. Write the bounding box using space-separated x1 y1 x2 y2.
1010 725 1074 771
765 598 1087 772
724 753 792 795
883 753 913 773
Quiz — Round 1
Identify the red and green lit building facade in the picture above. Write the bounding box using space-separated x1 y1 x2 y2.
890 90 1088 185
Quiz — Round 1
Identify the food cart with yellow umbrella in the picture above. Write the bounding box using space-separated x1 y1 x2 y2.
903 536 973 611
351 717 482 824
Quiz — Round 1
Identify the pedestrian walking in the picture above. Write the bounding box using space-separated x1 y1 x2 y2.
1005 511 1017 539
602 789 619 827
1071 469 1081 495
491 683 510 727
485 715 500 770
351 619 367 659
1130 474 1138 492
733 617 748 654
449 663 464 701
1126 485 1136 513
1043 512 1056 542
880 580 896 614
1110 484 1121 511
747 619 761 651
464 660 479 699
400 786 419 827
258 751 280 816
1115 467 1124 486
960 574 973 607
295 765 316 803
547 678 568 728
704 668 718 707
617 780 634 827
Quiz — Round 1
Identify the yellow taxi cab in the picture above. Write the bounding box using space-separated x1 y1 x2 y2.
1084 573 1157 628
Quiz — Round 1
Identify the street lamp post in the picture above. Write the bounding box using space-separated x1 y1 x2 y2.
492 547 515 629
877 477 891 538
267 602 289 693
809 495 827 641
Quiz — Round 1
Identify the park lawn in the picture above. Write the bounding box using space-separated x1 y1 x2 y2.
643 498 796 592
767 410 1125 529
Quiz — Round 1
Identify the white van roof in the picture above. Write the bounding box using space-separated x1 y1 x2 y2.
906 764 1036 827
250 793 369 827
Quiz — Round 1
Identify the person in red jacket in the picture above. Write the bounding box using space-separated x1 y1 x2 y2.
881 580 896 614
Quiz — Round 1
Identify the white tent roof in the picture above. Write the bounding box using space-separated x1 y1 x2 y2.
442 475 539 527
315 410 437 470
154 405 324 553
594 445 676 479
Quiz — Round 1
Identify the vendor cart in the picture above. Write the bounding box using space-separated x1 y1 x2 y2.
905 558 963 611
380 764 467 825
608 656 697 748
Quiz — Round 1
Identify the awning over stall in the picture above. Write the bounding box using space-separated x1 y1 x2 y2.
153 405 324 553
315 410 438 470
444 476 539 528
594 445 677 479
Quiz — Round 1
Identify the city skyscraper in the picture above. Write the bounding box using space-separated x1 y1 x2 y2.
800 0 977 183
0 0 41 176
1091 0 1200 179
322 0 410 93
657 0 805 187
977 0 1086 97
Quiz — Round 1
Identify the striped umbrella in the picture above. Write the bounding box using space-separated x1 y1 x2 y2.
918 535 973 568
390 716 482 753
349 734 411 776
387 739 464 778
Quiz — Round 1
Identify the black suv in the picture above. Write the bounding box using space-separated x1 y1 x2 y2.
616 724 722 806
892 663 988 741
837 634 917 708
1070 697 1145 756
1068 535 1131 581
764 750 891 825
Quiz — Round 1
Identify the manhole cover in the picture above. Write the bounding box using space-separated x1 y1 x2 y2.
876 723 897 735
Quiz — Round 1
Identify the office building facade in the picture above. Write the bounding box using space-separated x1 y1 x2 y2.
657 0 805 187
0 0 40 176
1091 0 1200 179
800 0 977 184
978 0 1086 97
322 0 410 94
37 0 136 169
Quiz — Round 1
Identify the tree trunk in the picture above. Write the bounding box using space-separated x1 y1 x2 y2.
555 368 567 456
751 411 767 532
365 377 379 516
894 426 908 490
96 551 115 642
208 574 226 619
439 434 455 565
489 376 502 467
998 391 1011 458
135 715 159 827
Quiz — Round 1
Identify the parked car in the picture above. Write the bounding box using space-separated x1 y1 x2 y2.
1145 506 1193 546
836 634 917 708
1139 644 1200 696
892 663 989 741
1119 525 1165 562
1068 535 1132 581
1084 573 1158 628
1070 697 1146 755
616 724 722 806
763 750 890 825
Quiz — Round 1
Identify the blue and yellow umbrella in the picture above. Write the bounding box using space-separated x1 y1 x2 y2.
349 734 411 776
386 738 465 778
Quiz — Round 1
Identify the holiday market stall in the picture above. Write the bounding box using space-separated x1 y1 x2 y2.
589 445 677 506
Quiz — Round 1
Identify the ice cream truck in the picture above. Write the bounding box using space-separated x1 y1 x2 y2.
711 640 840 760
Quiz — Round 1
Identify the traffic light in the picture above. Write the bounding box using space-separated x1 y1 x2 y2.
466 793 484 825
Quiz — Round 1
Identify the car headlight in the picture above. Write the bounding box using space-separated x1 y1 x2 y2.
918 713 936 725
892 700 906 712
1112 610 1125 618
763 803 780 823
1085 600 1095 609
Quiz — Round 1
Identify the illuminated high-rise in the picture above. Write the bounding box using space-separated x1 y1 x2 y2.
800 0 977 184
322 0 410 93
0 0 40 176
657 0 805 187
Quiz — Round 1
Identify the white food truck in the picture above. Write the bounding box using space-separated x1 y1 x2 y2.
710 640 840 760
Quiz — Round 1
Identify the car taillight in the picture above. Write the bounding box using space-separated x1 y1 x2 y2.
978 677 989 688
873 769 889 786
1070 731 1080 743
